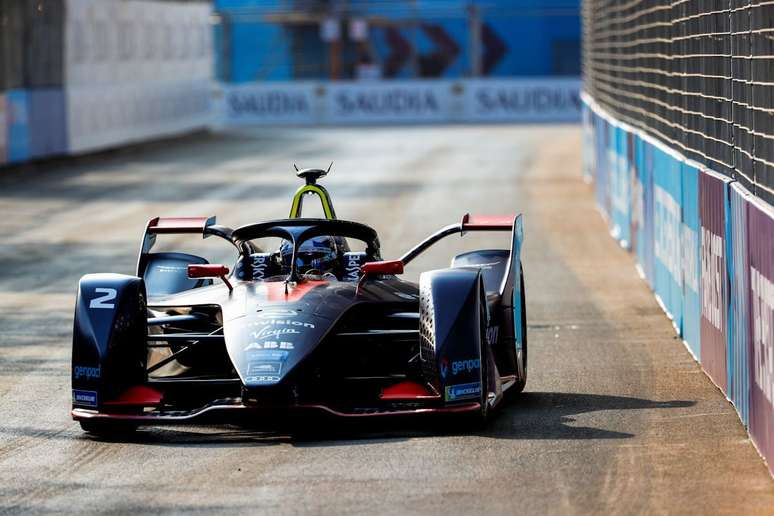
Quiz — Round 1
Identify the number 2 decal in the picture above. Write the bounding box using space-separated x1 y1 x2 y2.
89 288 117 309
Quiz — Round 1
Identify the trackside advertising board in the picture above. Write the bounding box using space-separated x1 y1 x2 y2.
218 79 581 126
729 182 751 425
594 116 610 218
747 195 774 471
681 161 701 359
583 95 774 475
699 169 731 391
608 125 631 247
582 107 595 182
221 82 318 126
652 144 683 330
635 133 656 287
463 78 581 123
327 81 452 124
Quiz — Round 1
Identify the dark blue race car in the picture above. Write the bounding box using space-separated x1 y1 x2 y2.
71 167 527 434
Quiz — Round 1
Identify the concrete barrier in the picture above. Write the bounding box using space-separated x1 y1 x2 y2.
582 92 774 475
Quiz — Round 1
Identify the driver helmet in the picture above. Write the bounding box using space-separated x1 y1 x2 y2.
279 236 339 276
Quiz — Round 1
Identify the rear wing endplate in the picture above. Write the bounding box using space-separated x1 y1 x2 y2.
137 216 234 276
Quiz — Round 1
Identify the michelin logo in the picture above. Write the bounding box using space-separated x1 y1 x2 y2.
72 390 98 407
445 382 481 402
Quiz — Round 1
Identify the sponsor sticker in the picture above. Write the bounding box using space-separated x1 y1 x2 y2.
486 325 499 346
251 254 268 280
451 358 480 375
250 318 315 328
72 390 98 407
155 265 186 273
445 382 481 402
440 357 449 379
344 253 361 281
73 365 101 380
244 341 295 351
247 361 283 376
245 375 281 383
250 326 302 341
256 309 299 318
245 350 289 360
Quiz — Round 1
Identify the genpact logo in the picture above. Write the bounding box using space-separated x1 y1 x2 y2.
74 365 101 380
452 358 480 375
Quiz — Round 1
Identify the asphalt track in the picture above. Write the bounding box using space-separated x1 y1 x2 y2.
0 125 772 515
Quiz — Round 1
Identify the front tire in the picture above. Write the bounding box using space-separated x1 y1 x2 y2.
476 298 490 421
458 288 490 427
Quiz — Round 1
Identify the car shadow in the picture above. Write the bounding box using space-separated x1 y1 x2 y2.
479 391 695 440
60 391 695 448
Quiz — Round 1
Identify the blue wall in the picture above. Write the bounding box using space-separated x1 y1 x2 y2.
215 0 580 82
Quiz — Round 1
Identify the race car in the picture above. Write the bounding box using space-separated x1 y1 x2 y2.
71 167 527 433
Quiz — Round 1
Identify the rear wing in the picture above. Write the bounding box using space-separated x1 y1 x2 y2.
136 216 235 276
400 213 523 265
146 216 216 235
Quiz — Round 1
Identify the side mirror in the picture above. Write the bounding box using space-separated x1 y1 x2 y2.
361 260 404 276
187 264 233 292
357 260 404 296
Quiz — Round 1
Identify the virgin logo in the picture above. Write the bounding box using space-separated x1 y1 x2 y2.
251 327 301 340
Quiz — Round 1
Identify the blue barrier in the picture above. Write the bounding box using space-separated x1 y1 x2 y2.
681 161 701 358
5 89 29 163
594 114 609 218
609 124 631 247
652 144 683 331
728 182 751 425
584 96 774 475
582 105 594 183
637 135 656 288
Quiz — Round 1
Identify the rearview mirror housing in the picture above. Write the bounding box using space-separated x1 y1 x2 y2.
361 260 404 276
187 264 232 291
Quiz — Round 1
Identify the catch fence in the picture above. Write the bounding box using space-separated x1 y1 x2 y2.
582 0 774 205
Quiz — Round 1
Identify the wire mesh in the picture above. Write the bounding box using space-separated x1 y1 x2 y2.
583 0 774 204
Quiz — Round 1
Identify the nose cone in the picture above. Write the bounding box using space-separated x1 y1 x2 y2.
224 309 335 388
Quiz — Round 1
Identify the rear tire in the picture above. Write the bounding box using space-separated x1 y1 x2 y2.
511 265 528 395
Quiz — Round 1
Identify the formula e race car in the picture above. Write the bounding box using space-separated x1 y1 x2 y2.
71 167 526 433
